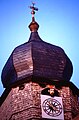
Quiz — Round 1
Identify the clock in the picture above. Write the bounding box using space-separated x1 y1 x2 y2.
42 98 62 117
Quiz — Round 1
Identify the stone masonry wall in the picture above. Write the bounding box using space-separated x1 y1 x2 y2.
70 89 79 118
60 86 79 120
0 82 44 120
0 82 79 120
60 87 72 120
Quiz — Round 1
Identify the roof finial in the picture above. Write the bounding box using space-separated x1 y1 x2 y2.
29 2 39 32
29 2 38 22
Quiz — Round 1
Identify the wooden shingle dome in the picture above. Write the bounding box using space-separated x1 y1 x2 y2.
1 4 73 88
1 29 73 88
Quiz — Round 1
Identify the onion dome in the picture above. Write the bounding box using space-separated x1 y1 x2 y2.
1 3 73 88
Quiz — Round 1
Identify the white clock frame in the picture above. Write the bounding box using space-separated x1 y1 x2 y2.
41 95 64 120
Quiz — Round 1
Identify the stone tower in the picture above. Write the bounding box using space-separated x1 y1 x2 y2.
0 3 79 120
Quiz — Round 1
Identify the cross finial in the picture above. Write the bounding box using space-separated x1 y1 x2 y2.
29 2 39 32
29 2 38 22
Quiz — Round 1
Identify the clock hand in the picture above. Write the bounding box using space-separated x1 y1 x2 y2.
48 102 56 111
48 101 60 112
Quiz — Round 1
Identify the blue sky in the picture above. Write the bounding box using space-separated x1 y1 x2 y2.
0 0 79 95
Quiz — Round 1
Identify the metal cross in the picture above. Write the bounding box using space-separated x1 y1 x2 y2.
29 2 38 17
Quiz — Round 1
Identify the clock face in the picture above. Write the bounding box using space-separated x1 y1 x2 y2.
42 98 62 117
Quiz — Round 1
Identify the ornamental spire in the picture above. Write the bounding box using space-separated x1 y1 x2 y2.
29 2 39 32
29 2 38 22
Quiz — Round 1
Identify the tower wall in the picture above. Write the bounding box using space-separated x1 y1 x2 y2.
61 87 79 120
0 82 79 120
0 82 43 120
70 88 79 118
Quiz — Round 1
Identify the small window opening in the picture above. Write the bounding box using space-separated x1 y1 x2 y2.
19 84 25 90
